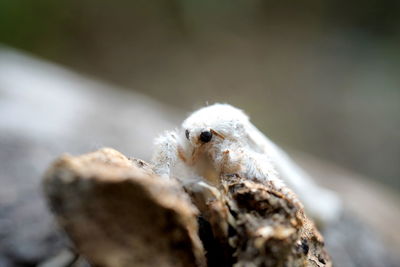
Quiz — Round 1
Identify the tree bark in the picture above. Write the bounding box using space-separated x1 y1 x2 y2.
43 148 331 267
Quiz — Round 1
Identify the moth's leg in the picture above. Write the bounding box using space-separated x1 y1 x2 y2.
210 144 242 176
242 151 286 187
152 130 181 178
211 143 267 179
213 146 285 190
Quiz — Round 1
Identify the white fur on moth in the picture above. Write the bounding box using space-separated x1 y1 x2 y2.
152 103 342 224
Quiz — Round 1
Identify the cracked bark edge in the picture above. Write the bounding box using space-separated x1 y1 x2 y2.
184 176 332 267
223 177 331 267
43 148 206 267
43 148 331 267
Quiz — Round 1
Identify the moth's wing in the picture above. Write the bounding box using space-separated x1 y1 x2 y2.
244 122 309 188
244 122 342 225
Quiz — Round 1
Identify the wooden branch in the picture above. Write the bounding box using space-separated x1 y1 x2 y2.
43 148 331 267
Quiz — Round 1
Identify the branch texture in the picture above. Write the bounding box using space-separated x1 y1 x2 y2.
43 148 331 267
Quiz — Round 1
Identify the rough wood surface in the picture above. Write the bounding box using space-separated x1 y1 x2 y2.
43 148 331 267
43 148 206 267
186 177 330 267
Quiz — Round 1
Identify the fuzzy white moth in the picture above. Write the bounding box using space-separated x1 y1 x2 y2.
152 103 341 224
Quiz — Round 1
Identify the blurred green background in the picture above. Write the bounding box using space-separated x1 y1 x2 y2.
1 0 399 188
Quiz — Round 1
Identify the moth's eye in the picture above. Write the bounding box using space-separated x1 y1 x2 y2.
199 131 213 143
185 129 190 140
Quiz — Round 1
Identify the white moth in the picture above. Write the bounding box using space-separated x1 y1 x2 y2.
152 103 341 224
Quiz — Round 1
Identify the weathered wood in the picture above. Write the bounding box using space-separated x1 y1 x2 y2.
43 148 331 266
185 176 330 267
43 148 206 267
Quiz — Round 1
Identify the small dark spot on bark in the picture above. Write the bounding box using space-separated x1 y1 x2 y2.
130 158 145 167
318 254 326 264
300 239 309 255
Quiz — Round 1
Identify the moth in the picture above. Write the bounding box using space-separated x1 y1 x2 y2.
152 103 341 224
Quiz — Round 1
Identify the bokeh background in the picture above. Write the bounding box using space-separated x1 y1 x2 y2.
1 0 399 188
0 1 399 266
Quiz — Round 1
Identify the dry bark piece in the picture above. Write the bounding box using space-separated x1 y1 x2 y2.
43 148 331 267
43 148 206 267
185 176 331 267
221 177 331 267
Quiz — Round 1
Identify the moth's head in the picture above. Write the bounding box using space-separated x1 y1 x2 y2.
181 103 249 148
